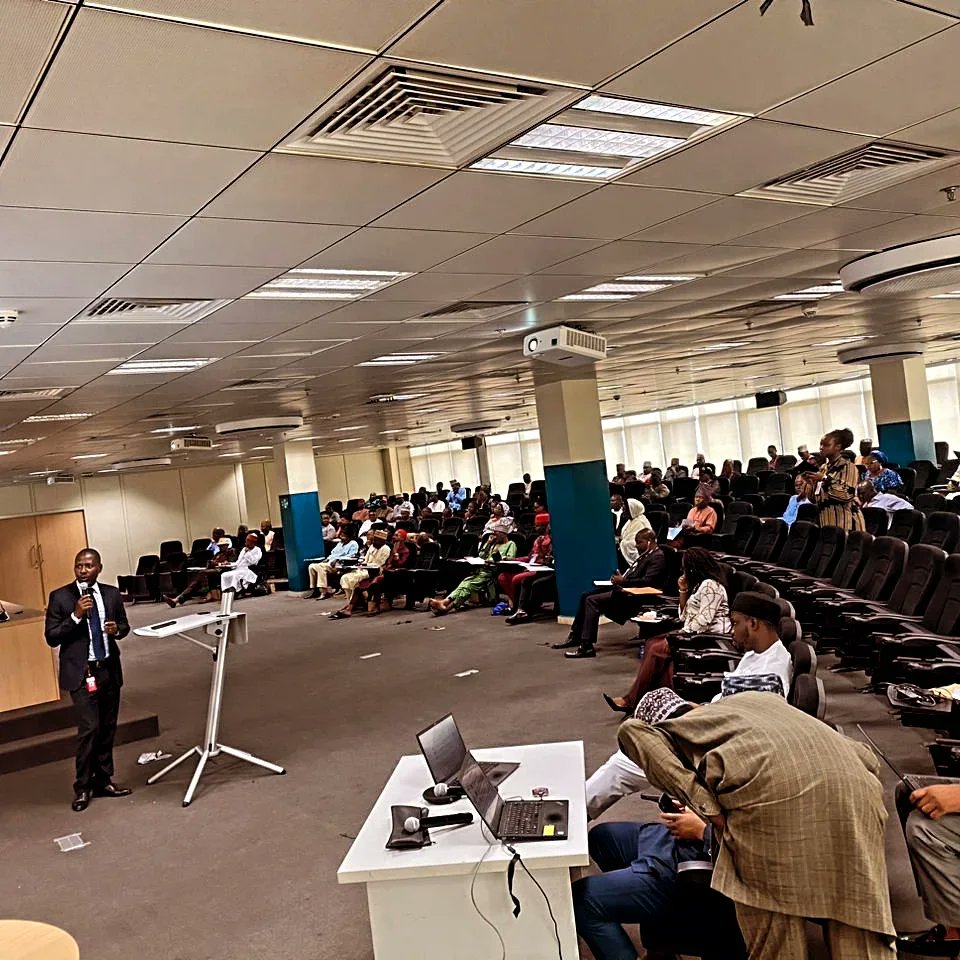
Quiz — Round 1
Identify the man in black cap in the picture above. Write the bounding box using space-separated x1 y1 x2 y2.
584 591 792 820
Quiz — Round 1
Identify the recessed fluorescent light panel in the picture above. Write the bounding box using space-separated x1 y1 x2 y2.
812 335 877 348
24 413 91 423
107 358 213 375
71 454 107 460
0 437 42 445
245 268 411 301
773 282 844 301
472 94 741 181
357 354 444 367
932 290 960 299
150 425 201 434
559 274 701 301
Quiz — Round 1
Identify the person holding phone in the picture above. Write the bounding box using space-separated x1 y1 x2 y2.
800 428 865 531
44 548 131 812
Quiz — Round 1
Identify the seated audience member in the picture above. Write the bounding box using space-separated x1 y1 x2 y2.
604 548 729 714
554 530 665 659
856 438 875 466
427 492 445 513
531 496 548 516
664 457 682 480
767 444 779 470
896 783 960 954
858 480 912 520
446 479 467 513
503 517 555 624
865 450 904 492
483 501 514 535
691 453 707 479
428 521 516 615
260 519 275 551
365 530 418 614
782 474 812 527
639 461 654 482
610 463 628 485
732 459 743 476
573 689 745 960
321 513 337 542
680 491 718 542
462 501 479 523
499 513 552 610
522 472 533 497
796 444 819 471
472 487 490 513
220 533 263 595
305 528 359 599
328 530 390 620
395 494 414 519
696 467 720 499
646 468 671 500
205 527 226 560
611 492 628 555
419 506 435 523
164 536 234 607
720 459 735 479
586 592 792 817
619 500 653 566
364 491 381 509
619 691 897 959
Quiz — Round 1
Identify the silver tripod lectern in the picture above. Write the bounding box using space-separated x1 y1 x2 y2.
133 589 285 806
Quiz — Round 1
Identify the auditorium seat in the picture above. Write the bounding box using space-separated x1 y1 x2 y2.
723 519 788 568
861 507 889 536
668 501 693 526
159 539 183 561
790 673 826 719
796 502 819 524
118 555 160 603
766 526 845 594
623 479 646 501
741 520 818 579
907 460 938 491
784 530 870 597
731 474 760 496
920 512 960 552
916 492 947 516
897 467 917 497
760 493 790 518
745 457 768 475
888 509 925 544
713 514 764 558
672 477 699 501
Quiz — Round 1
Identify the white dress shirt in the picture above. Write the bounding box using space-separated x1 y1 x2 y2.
70 580 108 661
712 639 792 702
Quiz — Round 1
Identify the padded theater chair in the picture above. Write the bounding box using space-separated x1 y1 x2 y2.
921 512 960 552
795 502 819 524
711 511 761 554
783 530 872 603
861 507 889 536
739 520 818 580
790 672 827 719
717 518 788 568
765 526 845 595
887 509 925 545
710 501 753 546
158 539 183 562
118 554 160 603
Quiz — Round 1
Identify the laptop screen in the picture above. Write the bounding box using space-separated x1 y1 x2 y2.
416 714 468 784
458 754 503 834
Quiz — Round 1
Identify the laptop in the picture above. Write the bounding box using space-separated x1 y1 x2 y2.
857 725 960 793
459 753 569 843
417 714 518 789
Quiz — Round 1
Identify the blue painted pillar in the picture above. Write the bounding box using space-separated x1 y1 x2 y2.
533 364 617 620
275 440 324 592
868 356 936 465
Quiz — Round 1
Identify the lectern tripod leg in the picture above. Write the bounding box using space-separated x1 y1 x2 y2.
218 743 286 775
146 745 201 785
182 749 211 807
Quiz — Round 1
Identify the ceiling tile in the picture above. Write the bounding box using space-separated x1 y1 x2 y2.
367 273 516 301
427 236 605 274
605 0 950 114
813 213 960 251
540 240 706 275
103 0 438 50
300 227 492 272
0 1 69 124
511 185 719 240
622 119 869 194
0 208 185 263
889 107 960 150
45 321 192 347
293 301 449 326
26 7 369 149
767 25 960 137
0 262 133 297
0 298 92 329
105 264 282 299
631 197 820 244
0 126 12 153
841 160 960 213
469 275 607 302
646 245 785 274
0 130 257 215
389 0 741 85
373 171 595 233
202 154 447 225
718 249 855 280
147 219 354 267
730 207 905 248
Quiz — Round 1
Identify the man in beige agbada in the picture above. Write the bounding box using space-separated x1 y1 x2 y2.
618 691 896 959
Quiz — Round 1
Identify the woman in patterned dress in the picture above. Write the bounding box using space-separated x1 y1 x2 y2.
801 427 865 531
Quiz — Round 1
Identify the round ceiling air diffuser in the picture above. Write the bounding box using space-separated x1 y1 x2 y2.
837 341 924 365
215 416 303 435
840 235 960 296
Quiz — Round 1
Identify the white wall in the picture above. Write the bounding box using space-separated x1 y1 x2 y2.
313 451 386 505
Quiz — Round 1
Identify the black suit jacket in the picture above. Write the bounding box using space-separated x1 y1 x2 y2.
44 582 130 692
607 548 668 624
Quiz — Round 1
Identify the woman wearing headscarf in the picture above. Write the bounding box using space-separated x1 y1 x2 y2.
864 450 905 493
328 529 390 620
365 529 419 614
619 499 653 565
502 514 556 625
482 500 515 535
429 519 517 615
800 428 865 531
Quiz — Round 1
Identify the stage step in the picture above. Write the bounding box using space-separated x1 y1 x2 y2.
0 702 160 776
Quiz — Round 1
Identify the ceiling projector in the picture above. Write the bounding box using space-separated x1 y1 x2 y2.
522 325 607 366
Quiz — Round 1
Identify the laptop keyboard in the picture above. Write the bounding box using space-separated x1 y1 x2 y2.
499 800 542 837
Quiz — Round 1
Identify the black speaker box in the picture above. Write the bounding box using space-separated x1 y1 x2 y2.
755 390 787 409
461 436 483 450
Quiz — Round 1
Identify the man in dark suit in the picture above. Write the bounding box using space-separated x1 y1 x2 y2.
553 530 667 659
45 548 132 811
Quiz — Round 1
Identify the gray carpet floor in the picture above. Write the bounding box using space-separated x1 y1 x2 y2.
0 592 938 960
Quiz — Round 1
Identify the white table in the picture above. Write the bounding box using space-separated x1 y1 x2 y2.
338 741 588 960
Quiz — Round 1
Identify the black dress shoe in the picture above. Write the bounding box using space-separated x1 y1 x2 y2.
602 692 630 713
551 636 580 649
564 646 596 659
93 782 132 798
505 611 530 626
72 790 92 812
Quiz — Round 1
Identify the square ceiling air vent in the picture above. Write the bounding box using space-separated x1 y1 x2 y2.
0 388 67 401
416 301 525 322
76 298 232 323
279 64 579 167
740 141 959 206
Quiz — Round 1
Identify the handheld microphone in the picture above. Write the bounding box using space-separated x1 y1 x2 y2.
403 811 473 834
433 781 449 798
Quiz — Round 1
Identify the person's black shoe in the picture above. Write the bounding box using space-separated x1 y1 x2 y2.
551 637 580 649
505 611 530 625
93 782 132 798
71 790 92 812
305 588 321 599
564 646 596 659
602 692 630 713
897 925 960 956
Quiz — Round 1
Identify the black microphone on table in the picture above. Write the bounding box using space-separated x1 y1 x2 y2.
422 780 464 804
403 809 474 834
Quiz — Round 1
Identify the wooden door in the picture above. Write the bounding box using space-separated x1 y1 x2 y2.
35 511 89 597
0 516 45 610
